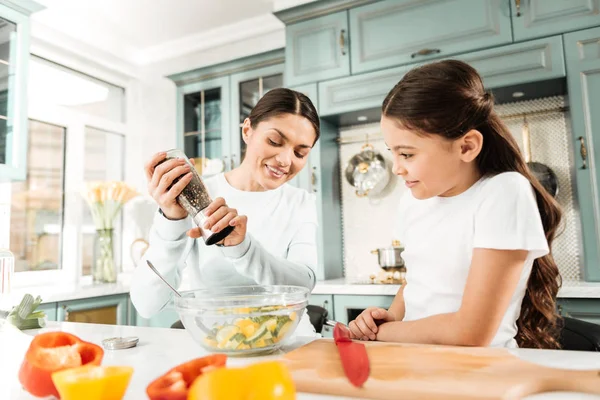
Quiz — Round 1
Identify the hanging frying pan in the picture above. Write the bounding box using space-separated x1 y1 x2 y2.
522 116 558 197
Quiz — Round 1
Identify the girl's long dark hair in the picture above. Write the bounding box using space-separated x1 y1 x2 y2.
382 60 563 349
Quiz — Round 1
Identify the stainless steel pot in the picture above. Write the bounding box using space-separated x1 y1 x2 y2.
371 240 405 269
345 143 390 197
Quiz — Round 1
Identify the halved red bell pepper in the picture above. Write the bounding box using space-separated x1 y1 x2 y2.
146 354 227 400
18 331 104 398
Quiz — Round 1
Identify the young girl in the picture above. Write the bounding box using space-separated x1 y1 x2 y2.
131 88 320 335
349 60 563 349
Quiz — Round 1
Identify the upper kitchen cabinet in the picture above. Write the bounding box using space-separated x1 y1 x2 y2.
512 0 600 42
177 76 232 175
319 35 565 117
230 64 284 166
565 26 600 282
169 49 285 175
284 11 350 87
349 0 513 75
0 1 43 181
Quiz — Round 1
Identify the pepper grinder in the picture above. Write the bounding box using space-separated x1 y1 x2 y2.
162 149 234 246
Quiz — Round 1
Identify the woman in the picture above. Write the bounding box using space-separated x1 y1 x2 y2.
130 88 320 336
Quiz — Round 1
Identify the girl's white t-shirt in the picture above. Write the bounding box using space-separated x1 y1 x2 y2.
396 172 549 348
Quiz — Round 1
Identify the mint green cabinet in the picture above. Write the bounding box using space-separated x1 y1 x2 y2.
512 0 600 42
285 11 350 87
319 35 565 117
229 64 283 166
333 295 393 325
288 83 318 192
349 0 513 75
0 2 37 181
565 26 600 281
457 35 565 88
39 302 57 322
558 299 600 325
176 76 232 172
57 294 129 325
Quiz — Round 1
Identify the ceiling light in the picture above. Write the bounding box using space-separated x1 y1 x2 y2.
512 91 525 98
357 115 368 122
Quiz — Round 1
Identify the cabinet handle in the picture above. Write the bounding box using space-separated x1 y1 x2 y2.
515 0 521 17
311 166 318 193
410 48 441 59
339 29 346 56
322 299 328 308
63 305 70 321
230 154 236 170
578 136 588 170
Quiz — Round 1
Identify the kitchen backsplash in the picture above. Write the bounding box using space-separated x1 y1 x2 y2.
339 96 582 282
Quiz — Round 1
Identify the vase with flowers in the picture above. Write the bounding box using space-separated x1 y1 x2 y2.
81 181 138 283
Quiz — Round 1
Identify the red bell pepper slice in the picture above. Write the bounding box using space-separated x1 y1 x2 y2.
146 354 227 400
18 331 104 398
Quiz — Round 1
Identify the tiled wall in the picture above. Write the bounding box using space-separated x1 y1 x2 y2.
339 96 582 282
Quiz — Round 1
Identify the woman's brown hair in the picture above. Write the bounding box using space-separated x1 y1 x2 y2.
247 87 320 144
382 59 563 349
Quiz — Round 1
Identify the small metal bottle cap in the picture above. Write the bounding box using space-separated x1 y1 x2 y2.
102 336 139 350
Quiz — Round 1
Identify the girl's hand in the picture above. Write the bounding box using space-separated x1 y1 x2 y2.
348 307 396 341
145 152 193 220
186 197 248 247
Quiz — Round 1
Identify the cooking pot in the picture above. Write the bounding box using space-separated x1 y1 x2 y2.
371 240 405 269
345 143 390 197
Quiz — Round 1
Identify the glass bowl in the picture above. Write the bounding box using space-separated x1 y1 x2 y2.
173 285 309 356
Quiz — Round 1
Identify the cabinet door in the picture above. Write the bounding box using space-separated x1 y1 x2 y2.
308 293 334 337
565 26 600 281
333 295 393 326
349 0 513 75
229 64 284 167
285 11 350 87
57 294 128 325
288 83 318 192
512 0 600 42
319 35 565 117
558 299 600 326
177 76 231 175
0 4 30 181
39 302 57 322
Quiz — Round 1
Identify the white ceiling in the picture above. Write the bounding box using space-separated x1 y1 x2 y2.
31 0 285 65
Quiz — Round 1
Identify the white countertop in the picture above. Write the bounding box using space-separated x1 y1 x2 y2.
1 321 600 399
1 274 600 311
313 278 600 298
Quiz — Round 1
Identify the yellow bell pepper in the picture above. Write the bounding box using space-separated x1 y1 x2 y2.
188 361 295 400
51 365 133 400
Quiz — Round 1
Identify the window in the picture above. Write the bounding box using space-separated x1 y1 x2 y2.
9 55 127 287
10 120 66 272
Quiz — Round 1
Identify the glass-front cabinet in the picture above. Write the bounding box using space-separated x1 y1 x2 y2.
0 2 37 181
177 76 231 176
230 64 283 166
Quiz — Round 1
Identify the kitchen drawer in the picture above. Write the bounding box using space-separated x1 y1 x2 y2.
349 0 513 75
333 294 394 326
57 294 128 325
453 35 565 89
319 35 565 117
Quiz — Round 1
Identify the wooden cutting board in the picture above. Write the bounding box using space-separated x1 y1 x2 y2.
282 339 600 399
